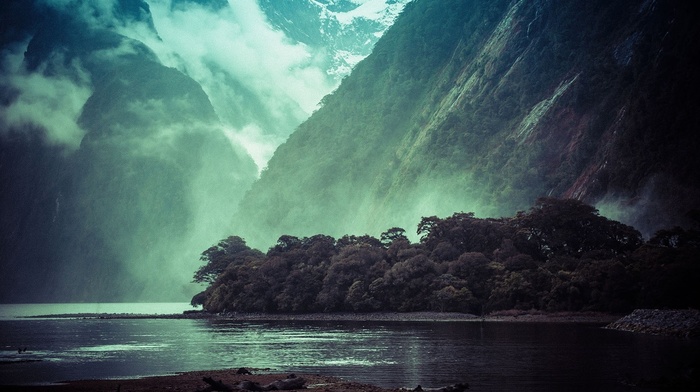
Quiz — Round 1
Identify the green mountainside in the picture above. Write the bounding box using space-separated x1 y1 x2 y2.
235 0 700 248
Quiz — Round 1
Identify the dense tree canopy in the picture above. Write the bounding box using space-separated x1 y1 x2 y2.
193 198 699 314
192 236 264 284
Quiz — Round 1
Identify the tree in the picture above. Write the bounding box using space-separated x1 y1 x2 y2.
269 235 303 255
337 234 383 249
649 226 700 248
317 244 385 311
380 227 408 246
513 197 643 259
194 198 698 314
193 236 262 284
418 212 511 255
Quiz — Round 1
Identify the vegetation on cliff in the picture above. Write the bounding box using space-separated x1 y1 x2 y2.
193 198 700 314
234 0 700 248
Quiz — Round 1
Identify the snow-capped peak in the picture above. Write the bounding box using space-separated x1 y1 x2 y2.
333 0 407 26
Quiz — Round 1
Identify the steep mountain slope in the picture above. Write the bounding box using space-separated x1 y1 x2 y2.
139 0 410 171
0 1 257 302
235 0 700 248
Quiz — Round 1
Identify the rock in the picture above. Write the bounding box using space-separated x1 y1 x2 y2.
235 377 307 391
201 376 234 392
238 380 264 391
412 383 469 392
605 309 700 338
263 376 306 390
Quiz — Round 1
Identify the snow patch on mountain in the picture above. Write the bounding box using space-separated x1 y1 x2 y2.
278 0 410 80
333 0 408 26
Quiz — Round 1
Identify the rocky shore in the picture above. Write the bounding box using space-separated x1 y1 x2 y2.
605 309 700 338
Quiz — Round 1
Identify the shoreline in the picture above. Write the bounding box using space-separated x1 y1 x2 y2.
1 370 400 392
21 310 621 324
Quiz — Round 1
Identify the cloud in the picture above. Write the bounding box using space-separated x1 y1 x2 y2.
0 41 92 150
116 0 335 171
222 123 280 175
20 0 342 171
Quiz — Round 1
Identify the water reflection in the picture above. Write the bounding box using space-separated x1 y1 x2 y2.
1 317 698 391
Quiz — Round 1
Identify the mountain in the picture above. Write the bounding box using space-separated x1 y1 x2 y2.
0 0 409 302
0 0 257 302
234 0 700 249
259 0 411 80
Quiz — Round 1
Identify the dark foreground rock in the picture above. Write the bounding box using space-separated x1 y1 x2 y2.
199 374 307 392
606 309 700 338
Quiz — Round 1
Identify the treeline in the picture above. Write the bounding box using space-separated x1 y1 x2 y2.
192 198 700 314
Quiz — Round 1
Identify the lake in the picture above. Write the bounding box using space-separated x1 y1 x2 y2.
1 304 698 391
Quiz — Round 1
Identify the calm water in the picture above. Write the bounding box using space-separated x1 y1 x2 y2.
0 304 698 391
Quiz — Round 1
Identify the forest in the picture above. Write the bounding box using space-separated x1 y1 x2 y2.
192 198 700 314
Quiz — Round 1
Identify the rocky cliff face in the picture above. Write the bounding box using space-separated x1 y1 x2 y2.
235 0 700 248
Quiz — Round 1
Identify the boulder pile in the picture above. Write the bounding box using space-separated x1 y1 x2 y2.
605 309 700 338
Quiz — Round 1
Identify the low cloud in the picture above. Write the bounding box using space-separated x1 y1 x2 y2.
0 41 92 150
120 0 335 171
148 0 331 112
223 124 281 175
13 0 355 170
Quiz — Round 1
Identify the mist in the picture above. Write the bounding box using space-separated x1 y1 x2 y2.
120 0 334 172
0 0 407 303
0 40 92 150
